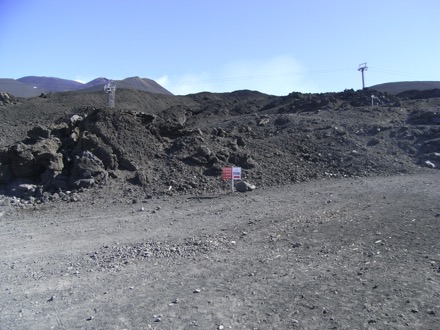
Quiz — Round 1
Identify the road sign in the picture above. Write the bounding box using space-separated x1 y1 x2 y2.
221 166 242 192
222 167 232 180
232 167 241 179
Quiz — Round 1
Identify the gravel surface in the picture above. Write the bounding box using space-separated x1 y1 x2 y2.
1 173 440 329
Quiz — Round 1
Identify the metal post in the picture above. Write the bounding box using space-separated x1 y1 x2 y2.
358 63 368 90
104 81 116 108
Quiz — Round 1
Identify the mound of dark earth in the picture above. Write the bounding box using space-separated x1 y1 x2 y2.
1 88 440 202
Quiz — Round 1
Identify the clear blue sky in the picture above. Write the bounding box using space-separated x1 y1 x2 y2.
1 0 439 95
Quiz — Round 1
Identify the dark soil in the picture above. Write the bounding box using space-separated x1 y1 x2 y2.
0 88 440 329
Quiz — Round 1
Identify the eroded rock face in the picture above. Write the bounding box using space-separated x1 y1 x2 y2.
8 143 40 177
0 119 108 194
7 138 63 178
69 151 107 188
74 131 117 170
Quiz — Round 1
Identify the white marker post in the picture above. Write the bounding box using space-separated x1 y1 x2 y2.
232 167 242 192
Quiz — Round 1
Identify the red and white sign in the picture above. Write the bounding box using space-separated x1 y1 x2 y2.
222 167 242 192
221 167 232 180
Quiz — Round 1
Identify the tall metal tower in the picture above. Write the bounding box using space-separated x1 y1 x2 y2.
104 81 116 108
358 63 368 90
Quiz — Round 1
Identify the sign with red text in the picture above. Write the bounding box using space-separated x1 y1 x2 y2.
221 167 232 180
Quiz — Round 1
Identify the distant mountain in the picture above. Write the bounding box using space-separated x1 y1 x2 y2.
78 76 173 96
0 76 172 97
0 78 45 97
118 77 172 95
369 81 440 94
17 76 84 92
82 77 111 89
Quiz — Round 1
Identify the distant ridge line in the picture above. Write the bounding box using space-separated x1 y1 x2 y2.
369 81 440 95
0 76 173 97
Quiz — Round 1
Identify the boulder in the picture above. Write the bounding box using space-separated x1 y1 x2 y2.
425 160 436 168
27 126 51 141
236 136 246 147
235 180 256 192
74 131 117 169
157 106 187 137
9 143 41 177
72 178 95 189
69 151 108 188
229 152 257 169
258 118 270 126
33 138 63 171
197 145 212 158
69 114 83 126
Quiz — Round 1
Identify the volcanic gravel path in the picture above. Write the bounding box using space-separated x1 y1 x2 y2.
1 172 439 329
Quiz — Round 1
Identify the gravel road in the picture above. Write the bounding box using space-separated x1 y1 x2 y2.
1 172 439 329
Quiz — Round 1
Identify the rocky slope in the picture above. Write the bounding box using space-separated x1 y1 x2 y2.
1 88 440 203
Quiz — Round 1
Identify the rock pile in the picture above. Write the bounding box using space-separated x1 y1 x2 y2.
0 88 439 201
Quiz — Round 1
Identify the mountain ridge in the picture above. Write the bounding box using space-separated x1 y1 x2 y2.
0 76 172 97
2 77 440 98
369 81 440 94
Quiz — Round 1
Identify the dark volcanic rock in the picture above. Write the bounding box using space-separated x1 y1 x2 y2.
69 151 107 188
0 88 438 199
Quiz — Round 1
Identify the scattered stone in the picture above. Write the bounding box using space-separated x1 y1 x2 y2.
169 298 179 306
427 309 436 316
258 118 270 126
425 160 435 168
153 314 163 322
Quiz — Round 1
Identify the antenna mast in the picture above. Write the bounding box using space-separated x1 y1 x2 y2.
358 63 368 90
104 81 116 108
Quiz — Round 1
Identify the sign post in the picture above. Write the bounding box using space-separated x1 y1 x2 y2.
222 166 241 192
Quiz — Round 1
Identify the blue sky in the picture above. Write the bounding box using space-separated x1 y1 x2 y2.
1 0 439 95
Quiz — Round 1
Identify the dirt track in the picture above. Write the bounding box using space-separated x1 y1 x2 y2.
1 172 439 329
